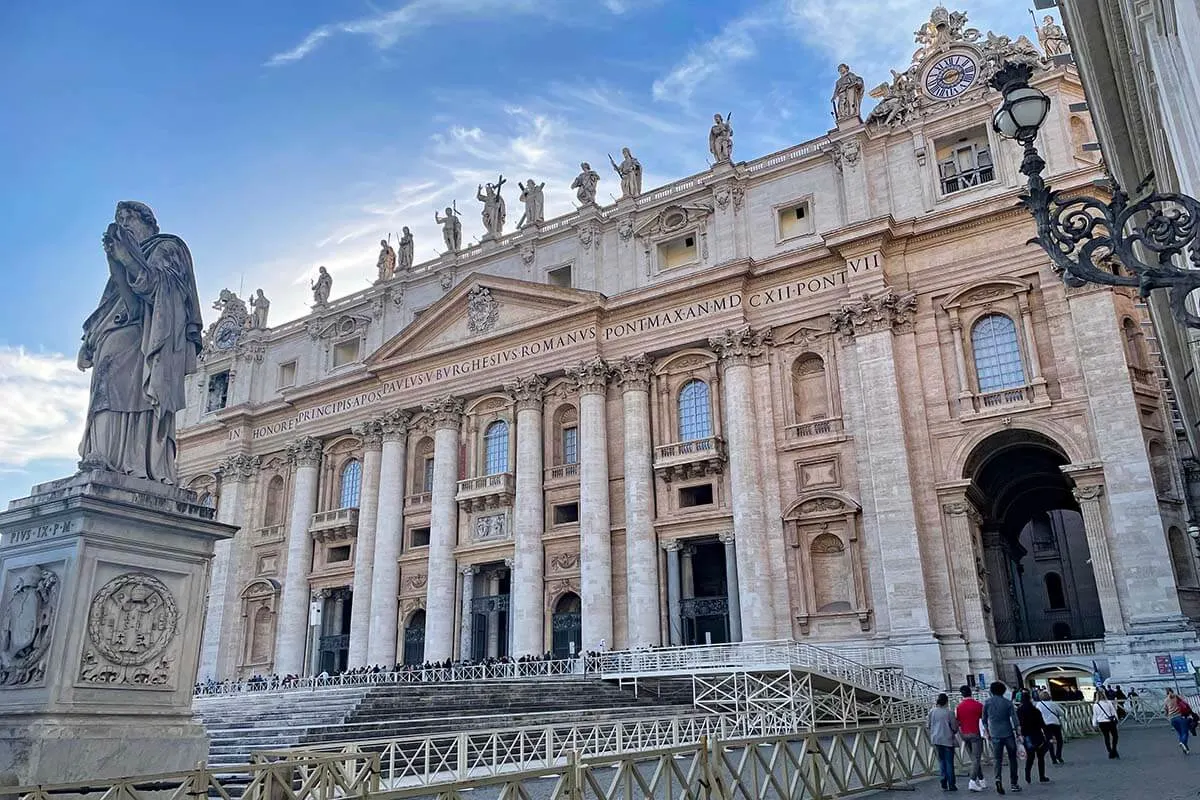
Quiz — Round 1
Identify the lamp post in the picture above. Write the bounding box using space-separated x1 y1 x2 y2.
989 61 1200 328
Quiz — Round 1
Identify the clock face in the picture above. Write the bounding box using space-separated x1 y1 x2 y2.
924 54 978 100
214 320 240 350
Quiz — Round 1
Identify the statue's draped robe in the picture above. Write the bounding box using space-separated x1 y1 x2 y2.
79 232 202 482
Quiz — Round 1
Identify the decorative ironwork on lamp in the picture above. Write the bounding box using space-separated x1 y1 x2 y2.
989 61 1200 328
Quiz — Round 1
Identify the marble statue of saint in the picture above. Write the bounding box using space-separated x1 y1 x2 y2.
436 206 462 252
518 179 545 228
571 162 600 205
312 266 332 305
1038 15 1069 57
609 147 643 199
398 226 414 271
376 239 397 282
250 289 270 329
709 113 733 162
476 177 507 240
76 201 203 483
832 64 865 122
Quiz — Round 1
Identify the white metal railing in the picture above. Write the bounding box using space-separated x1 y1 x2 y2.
591 640 939 703
194 658 582 697
997 639 1102 660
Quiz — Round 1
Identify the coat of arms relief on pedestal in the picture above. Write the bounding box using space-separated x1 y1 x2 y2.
78 572 180 688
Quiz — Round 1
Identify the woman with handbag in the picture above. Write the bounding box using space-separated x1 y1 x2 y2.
1016 694 1050 784
1093 693 1120 758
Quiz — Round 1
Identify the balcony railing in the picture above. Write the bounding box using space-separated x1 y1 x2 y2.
1128 365 1157 386
545 463 580 482
973 385 1034 412
653 436 727 483
310 507 359 542
255 524 285 543
457 472 515 512
785 417 843 441
405 492 432 510
996 639 1102 661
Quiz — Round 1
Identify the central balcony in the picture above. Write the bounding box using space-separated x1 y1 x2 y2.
653 436 727 483
544 463 580 485
457 472 515 512
310 507 358 543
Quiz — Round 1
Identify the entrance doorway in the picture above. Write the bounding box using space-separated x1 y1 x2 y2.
551 592 582 659
403 609 426 666
468 565 511 661
682 540 730 646
317 587 352 674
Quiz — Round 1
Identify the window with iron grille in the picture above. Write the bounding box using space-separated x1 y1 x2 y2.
678 380 713 441
339 459 362 508
483 420 510 475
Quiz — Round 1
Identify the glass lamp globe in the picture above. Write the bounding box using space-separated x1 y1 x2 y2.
993 85 1051 141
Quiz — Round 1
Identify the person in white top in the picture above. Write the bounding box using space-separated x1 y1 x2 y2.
1092 693 1120 759
1034 689 1065 764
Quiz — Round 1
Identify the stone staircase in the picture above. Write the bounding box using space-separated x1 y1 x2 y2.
195 676 697 767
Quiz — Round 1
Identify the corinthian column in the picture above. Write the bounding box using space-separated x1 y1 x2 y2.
505 374 547 656
567 358 613 650
347 418 384 667
199 453 259 680
616 355 660 647
1070 482 1127 635
276 436 323 675
708 326 776 641
423 396 464 662
367 409 410 667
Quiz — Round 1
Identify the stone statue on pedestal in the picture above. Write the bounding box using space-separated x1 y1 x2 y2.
376 239 397 282
571 163 600 206
250 289 270 328
709 113 733 162
398 226 414 271
518 179 545 228
312 266 332 306
1038 15 1069 57
76 201 203 484
832 64 865 122
476 177 507 240
436 206 462 252
609 147 642 199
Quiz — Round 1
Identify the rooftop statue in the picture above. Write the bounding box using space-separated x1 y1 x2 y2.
1037 14 1069 57
250 289 270 329
436 205 462 253
609 147 643 199
312 265 332 306
477 176 507 240
709 113 733 163
518 179 545 228
376 239 397 283
398 226 414 271
571 163 600 206
832 64 865 122
77 201 203 483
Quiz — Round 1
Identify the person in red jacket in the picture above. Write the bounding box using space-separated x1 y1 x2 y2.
956 685 986 792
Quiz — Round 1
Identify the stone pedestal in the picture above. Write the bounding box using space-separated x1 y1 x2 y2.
0 470 234 786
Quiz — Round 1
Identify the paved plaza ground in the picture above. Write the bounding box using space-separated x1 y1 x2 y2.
883 727 1200 799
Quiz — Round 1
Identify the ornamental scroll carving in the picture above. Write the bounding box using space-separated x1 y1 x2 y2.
79 572 179 688
549 552 580 573
505 374 547 411
830 290 918 338
614 355 653 392
0 566 60 688
424 396 465 429
467 286 500 335
216 453 260 482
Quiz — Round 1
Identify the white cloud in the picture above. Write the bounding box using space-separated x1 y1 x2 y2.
0 347 89 469
651 11 770 105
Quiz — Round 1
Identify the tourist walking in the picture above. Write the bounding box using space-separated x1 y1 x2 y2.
1034 688 1065 764
928 693 960 792
1017 694 1050 784
1165 688 1192 753
982 681 1022 794
1093 692 1120 758
956 685 986 792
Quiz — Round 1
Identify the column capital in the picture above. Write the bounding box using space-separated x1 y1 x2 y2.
830 290 917 339
662 539 682 552
718 531 735 545
566 357 612 395
614 355 654 392
216 453 260 482
504 374 547 411
381 408 411 442
352 419 385 451
1073 484 1105 503
461 564 478 577
941 500 982 525
708 325 773 366
287 435 323 468
423 395 465 430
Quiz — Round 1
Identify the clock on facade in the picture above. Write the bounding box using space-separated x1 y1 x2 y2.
924 53 979 100
214 318 241 350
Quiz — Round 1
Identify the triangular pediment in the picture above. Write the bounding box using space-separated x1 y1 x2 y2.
370 274 604 364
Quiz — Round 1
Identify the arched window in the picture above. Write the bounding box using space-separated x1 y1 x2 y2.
971 314 1026 392
1149 441 1174 497
403 609 426 666
1168 526 1195 588
792 355 829 422
554 405 579 466
339 459 362 508
678 380 713 441
264 475 285 527
1044 572 1066 609
810 533 852 612
483 420 510 475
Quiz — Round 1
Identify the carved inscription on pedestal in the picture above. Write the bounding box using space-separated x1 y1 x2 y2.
78 572 180 688
0 565 60 688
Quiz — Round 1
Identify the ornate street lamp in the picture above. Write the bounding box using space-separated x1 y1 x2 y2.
989 61 1200 328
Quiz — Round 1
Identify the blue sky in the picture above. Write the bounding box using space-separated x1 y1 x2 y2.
0 0 1046 501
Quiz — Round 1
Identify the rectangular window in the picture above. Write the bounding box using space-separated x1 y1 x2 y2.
778 201 814 240
332 339 360 367
553 503 580 525
411 527 431 548
422 457 435 493
206 371 230 413
658 233 698 269
562 426 579 465
548 265 573 288
327 545 351 563
277 361 297 389
679 484 714 508
936 128 995 195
